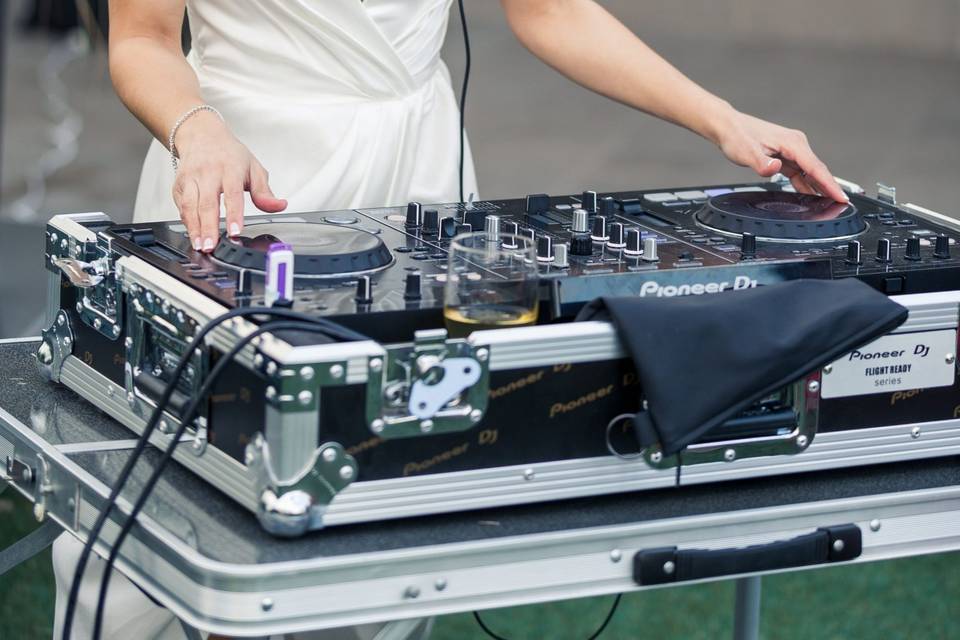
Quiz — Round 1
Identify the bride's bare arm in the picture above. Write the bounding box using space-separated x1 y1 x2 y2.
109 0 286 250
500 0 847 202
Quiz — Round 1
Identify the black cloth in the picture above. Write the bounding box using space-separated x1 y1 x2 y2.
576 279 908 456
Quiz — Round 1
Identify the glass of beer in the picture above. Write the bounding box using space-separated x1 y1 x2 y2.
444 231 539 338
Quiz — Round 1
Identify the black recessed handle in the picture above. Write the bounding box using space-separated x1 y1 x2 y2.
633 523 861 585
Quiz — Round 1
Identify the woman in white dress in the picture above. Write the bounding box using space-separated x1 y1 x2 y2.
55 0 847 637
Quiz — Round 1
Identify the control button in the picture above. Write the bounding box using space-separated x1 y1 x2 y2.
704 188 733 197
905 237 922 261
898 220 915 227
607 223 626 249
709 236 725 242
692 238 708 244
404 270 422 301
740 232 757 259
553 243 569 268
355 275 373 303
591 216 609 242
438 217 457 239
323 215 359 225
423 209 440 233
643 192 678 203
412 253 431 261
599 196 618 216
394 246 413 253
189 271 210 279
428 252 446 260
641 237 659 262
405 202 422 227
537 235 555 262
525 193 551 215
581 190 598 213
883 276 905 294
455 223 472 235
934 235 951 259
733 187 767 193
674 190 708 201
677 251 695 261
845 240 863 265
876 238 892 263
571 208 590 233
624 228 642 256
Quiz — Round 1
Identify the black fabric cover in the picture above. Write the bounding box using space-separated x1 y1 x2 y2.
576 279 908 456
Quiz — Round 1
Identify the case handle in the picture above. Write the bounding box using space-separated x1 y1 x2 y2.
633 523 861 585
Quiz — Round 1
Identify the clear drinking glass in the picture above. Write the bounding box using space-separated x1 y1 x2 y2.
443 232 540 338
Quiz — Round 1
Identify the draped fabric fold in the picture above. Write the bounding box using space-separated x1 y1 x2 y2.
576 279 909 456
133 0 477 222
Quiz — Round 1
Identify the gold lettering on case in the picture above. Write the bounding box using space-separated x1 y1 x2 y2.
549 384 615 418
402 442 470 476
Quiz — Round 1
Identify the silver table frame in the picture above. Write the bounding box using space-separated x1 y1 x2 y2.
3 337 960 637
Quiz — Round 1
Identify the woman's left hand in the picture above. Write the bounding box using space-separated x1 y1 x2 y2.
714 110 848 203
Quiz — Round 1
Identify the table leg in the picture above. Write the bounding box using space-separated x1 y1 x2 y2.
0 518 63 577
733 576 762 640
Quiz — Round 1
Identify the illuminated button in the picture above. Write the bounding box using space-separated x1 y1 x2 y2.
643 192 679 203
674 190 708 201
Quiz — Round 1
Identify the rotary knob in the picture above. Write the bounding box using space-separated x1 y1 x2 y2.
571 208 589 234
934 235 951 259
591 216 608 242
440 216 458 239
405 202 422 227
403 270 422 301
740 232 757 260
484 215 501 243
525 193 550 215
641 237 659 262
423 209 440 233
845 240 862 265
581 190 598 213
624 228 642 256
502 220 519 249
607 222 626 249
599 196 617 218
553 243 569 268
876 238 892 263
905 237 921 261
355 275 373 304
537 235 555 262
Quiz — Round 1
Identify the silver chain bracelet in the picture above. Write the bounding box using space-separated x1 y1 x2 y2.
168 104 224 171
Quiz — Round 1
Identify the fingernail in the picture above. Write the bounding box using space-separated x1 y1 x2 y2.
765 158 776 167
193 238 202 251
229 223 241 237
203 237 215 251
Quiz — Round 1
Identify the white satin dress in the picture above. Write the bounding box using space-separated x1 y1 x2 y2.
133 0 477 221
54 0 473 637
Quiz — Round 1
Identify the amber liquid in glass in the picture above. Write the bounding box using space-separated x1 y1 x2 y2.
443 302 538 338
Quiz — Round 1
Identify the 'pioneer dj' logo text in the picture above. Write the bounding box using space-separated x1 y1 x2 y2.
638 275 758 298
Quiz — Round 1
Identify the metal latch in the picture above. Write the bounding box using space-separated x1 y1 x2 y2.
366 329 489 439
5 456 35 485
52 257 108 288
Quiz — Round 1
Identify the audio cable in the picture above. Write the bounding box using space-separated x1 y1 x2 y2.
91 318 350 638
473 594 623 640
62 307 366 640
456 0 470 205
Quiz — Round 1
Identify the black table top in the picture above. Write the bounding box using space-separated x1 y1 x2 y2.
3 339 959 566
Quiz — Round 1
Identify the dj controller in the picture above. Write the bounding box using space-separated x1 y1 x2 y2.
37 177 960 533
95 178 960 326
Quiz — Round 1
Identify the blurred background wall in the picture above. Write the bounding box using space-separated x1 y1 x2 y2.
1 0 959 338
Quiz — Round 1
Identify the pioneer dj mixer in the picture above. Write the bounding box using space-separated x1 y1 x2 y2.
37 177 960 533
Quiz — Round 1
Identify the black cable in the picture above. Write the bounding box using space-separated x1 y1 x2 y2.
456 0 470 204
473 594 623 640
62 307 365 639
92 318 339 638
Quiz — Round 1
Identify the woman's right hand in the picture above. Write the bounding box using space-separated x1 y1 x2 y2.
171 111 287 252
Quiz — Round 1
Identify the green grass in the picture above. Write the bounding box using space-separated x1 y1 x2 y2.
2 488 958 639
